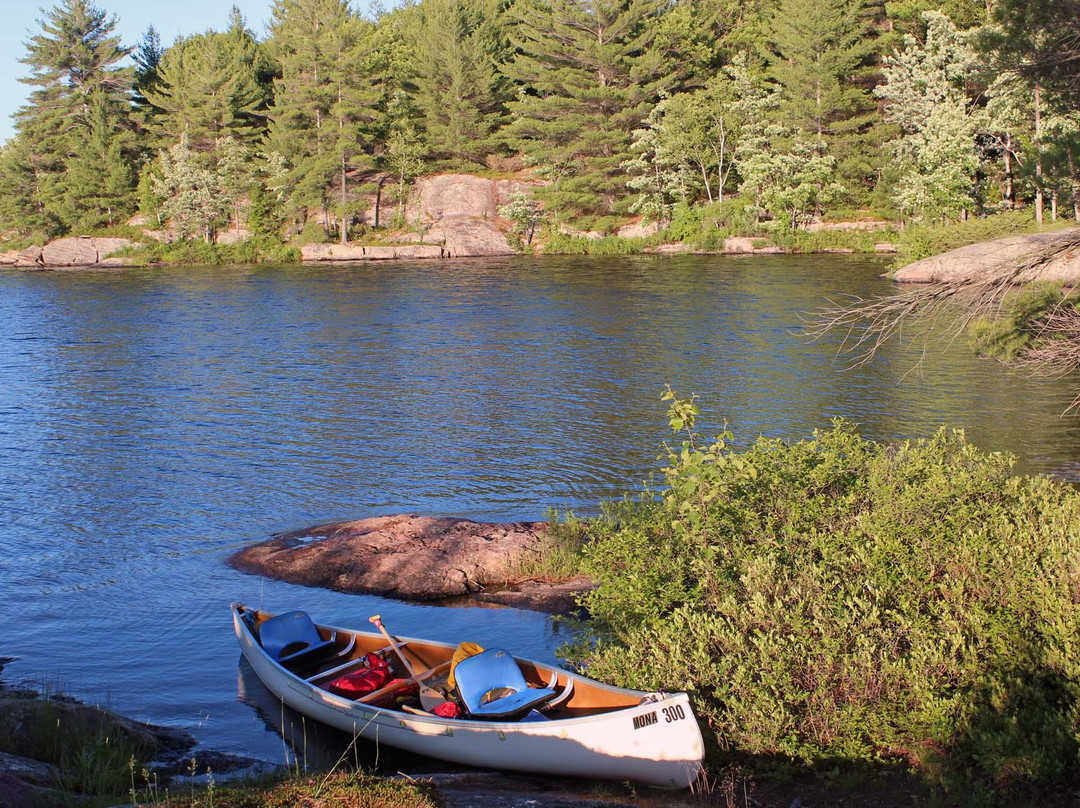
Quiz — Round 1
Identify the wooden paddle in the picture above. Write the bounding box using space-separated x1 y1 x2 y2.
368 615 446 710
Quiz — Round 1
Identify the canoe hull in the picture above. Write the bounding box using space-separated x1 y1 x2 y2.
232 605 704 787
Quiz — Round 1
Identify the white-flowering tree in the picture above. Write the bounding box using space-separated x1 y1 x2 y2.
876 11 981 223
152 134 230 242
622 102 690 223
731 60 843 230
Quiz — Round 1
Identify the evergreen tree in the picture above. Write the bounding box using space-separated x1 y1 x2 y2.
11 0 134 235
144 28 269 150
503 0 694 223
981 0 1080 107
133 26 165 107
62 89 137 228
0 139 51 238
395 0 513 166
267 0 384 241
884 0 986 35
764 0 881 200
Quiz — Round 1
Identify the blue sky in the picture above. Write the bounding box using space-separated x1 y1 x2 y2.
0 0 282 144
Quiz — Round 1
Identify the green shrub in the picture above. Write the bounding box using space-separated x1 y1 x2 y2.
116 236 300 266
662 199 754 248
563 390 1080 794
541 233 644 256
542 232 590 255
968 284 1070 361
589 236 643 255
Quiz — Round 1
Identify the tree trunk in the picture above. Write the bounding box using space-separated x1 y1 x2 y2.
340 152 348 245
1070 153 1080 222
1004 132 1013 206
699 161 712 203
1035 83 1044 226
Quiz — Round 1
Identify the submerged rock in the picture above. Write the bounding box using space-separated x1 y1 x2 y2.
229 514 579 605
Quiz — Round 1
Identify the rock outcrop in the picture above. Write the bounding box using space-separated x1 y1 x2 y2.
6 237 136 269
230 514 561 603
408 174 527 258
893 228 1080 284
301 243 445 261
300 174 538 261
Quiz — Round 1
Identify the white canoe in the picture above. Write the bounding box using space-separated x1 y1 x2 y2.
232 603 704 787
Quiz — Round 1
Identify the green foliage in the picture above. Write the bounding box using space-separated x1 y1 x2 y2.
542 233 645 255
0 693 149 798
142 23 272 149
968 284 1070 361
894 208 1036 265
498 191 544 245
663 199 758 248
504 0 699 221
776 226 893 253
876 11 981 223
508 510 589 581
765 0 882 199
8 0 136 237
267 0 385 240
392 0 513 166
564 391 1080 791
118 235 300 266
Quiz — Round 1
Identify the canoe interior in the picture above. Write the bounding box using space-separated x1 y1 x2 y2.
237 605 644 718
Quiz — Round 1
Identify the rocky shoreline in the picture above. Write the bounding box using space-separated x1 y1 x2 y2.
0 656 269 808
229 514 593 615
892 227 1080 284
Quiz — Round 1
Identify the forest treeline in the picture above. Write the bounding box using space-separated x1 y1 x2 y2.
0 0 1078 247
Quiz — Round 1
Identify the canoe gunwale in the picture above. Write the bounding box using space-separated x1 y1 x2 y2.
230 602 705 787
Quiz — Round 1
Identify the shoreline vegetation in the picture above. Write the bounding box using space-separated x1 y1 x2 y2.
7 391 1079 806
2 0 1079 274
3 200 1077 270
5 0 1080 803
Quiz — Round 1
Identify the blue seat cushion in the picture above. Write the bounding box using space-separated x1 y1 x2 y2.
258 610 336 666
453 648 557 720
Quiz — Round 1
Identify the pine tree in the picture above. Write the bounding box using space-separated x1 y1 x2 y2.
764 0 881 200
394 0 513 166
144 29 269 150
981 0 1080 106
503 0 694 223
267 0 384 241
11 0 134 236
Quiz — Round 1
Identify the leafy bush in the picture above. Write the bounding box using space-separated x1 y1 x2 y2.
781 227 893 254
662 199 757 249
542 233 644 256
117 236 300 266
968 284 1070 361
564 390 1080 793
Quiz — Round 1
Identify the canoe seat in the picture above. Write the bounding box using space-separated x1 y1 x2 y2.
258 610 336 667
453 648 557 720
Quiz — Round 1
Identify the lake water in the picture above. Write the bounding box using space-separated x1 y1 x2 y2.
2 254 1078 765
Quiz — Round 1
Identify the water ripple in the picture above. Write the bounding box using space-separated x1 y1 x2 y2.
1 255 1079 761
